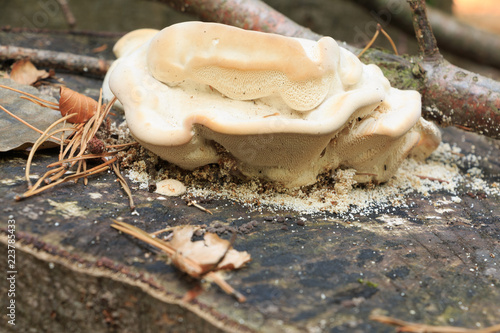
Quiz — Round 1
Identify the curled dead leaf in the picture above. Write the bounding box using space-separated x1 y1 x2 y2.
111 220 251 302
9 59 50 86
59 86 98 123
168 226 251 275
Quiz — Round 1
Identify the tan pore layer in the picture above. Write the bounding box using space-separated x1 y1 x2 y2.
147 22 341 111
106 22 441 188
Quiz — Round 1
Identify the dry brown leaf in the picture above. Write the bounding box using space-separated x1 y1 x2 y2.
9 59 50 85
111 221 250 302
59 86 99 123
169 226 251 273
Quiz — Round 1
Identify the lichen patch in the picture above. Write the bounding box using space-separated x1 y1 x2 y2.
47 199 87 219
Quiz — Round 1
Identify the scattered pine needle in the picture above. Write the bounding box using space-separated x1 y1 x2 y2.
0 84 137 209
112 162 135 211
187 200 213 215
358 23 399 58
456 125 473 132
263 112 280 118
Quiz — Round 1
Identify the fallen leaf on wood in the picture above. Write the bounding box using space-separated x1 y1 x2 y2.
9 59 50 85
168 226 251 273
111 220 251 302
59 86 99 123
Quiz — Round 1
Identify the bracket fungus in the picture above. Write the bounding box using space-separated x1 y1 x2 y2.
104 21 441 188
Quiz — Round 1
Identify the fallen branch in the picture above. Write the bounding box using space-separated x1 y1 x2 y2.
1 26 124 38
406 0 500 139
352 0 500 69
0 45 111 77
154 0 500 140
150 0 322 40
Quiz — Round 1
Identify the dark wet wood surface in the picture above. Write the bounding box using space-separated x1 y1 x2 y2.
0 31 499 333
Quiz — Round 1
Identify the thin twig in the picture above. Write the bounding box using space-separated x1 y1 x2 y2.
204 271 246 303
407 0 441 60
16 159 115 200
56 0 76 28
379 27 398 55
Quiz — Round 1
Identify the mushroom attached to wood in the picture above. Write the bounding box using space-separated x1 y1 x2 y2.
105 21 441 188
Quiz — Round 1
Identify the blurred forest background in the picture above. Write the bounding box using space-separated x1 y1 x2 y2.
0 0 499 79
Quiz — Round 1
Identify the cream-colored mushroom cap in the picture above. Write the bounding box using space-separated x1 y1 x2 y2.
103 28 160 105
147 22 343 111
155 179 186 196
106 22 441 188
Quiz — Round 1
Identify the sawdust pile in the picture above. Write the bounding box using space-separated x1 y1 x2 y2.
123 138 499 215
